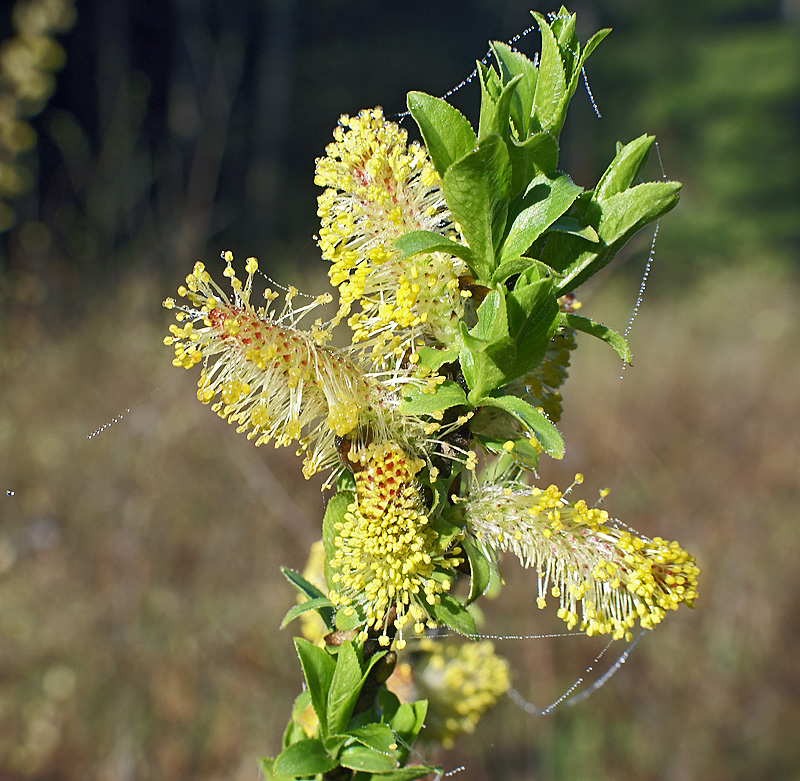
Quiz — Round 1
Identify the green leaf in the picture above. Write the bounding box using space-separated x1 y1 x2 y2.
461 534 493 604
579 26 611 63
443 135 511 281
427 593 478 637
394 229 478 269
531 12 567 135
280 596 335 631
327 641 364 735
565 27 611 105
501 172 582 262
372 767 443 781
552 8 578 71
281 567 327 602
281 568 335 631
294 638 336 737
399 379 467 416
478 67 524 142
322 491 353 565
383 698 428 764
321 733 349 757
259 756 301 781
546 215 599 242
505 273 560 371
551 180 681 294
283 690 314 749
491 256 559 286
339 743 398 773
530 11 610 138
348 723 398 754
490 41 537 139
595 134 655 201
562 312 631 362
335 605 365 632
459 287 513 401
478 394 564 459
272 738 337 777
508 131 560 195
596 181 682 246
415 345 459 374
407 91 477 178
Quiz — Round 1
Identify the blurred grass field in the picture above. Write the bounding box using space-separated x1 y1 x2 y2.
2 260 799 780
1 0 799 777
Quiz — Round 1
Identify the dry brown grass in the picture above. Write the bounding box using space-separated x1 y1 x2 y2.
1 264 799 779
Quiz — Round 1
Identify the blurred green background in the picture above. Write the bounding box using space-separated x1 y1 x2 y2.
1 0 799 778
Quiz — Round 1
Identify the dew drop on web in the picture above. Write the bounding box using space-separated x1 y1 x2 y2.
86 409 131 440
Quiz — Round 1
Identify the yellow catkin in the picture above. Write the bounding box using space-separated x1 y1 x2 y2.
328 441 462 648
463 480 699 639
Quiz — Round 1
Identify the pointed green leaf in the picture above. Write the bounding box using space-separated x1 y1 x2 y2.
490 41 537 139
443 135 511 281
504 274 560 379
552 9 578 66
335 604 364 632
461 534 493 604
373 767 443 781
546 215 599 242
281 568 334 631
562 312 631 362
382 697 428 764
283 690 314 749
294 638 336 737
322 491 353 565
477 62 502 141
478 67 523 141
339 742 398 773
508 131 559 195
394 229 478 270
566 27 611 100
427 593 478 637
478 394 564 459
459 287 513 399
490 255 560 286
597 181 681 246
407 91 477 178
595 134 655 201
552 180 681 294
531 11 609 137
399 379 467 415
281 567 327 601
280 596 335 631
501 173 582 262
327 640 363 735
579 26 612 64
348 723 398 754
272 739 337 777
531 12 567 134
415 345 459 374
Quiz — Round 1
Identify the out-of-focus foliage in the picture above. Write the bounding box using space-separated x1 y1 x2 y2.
0 0 75 232
588 0 800 272
1 0 799 779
